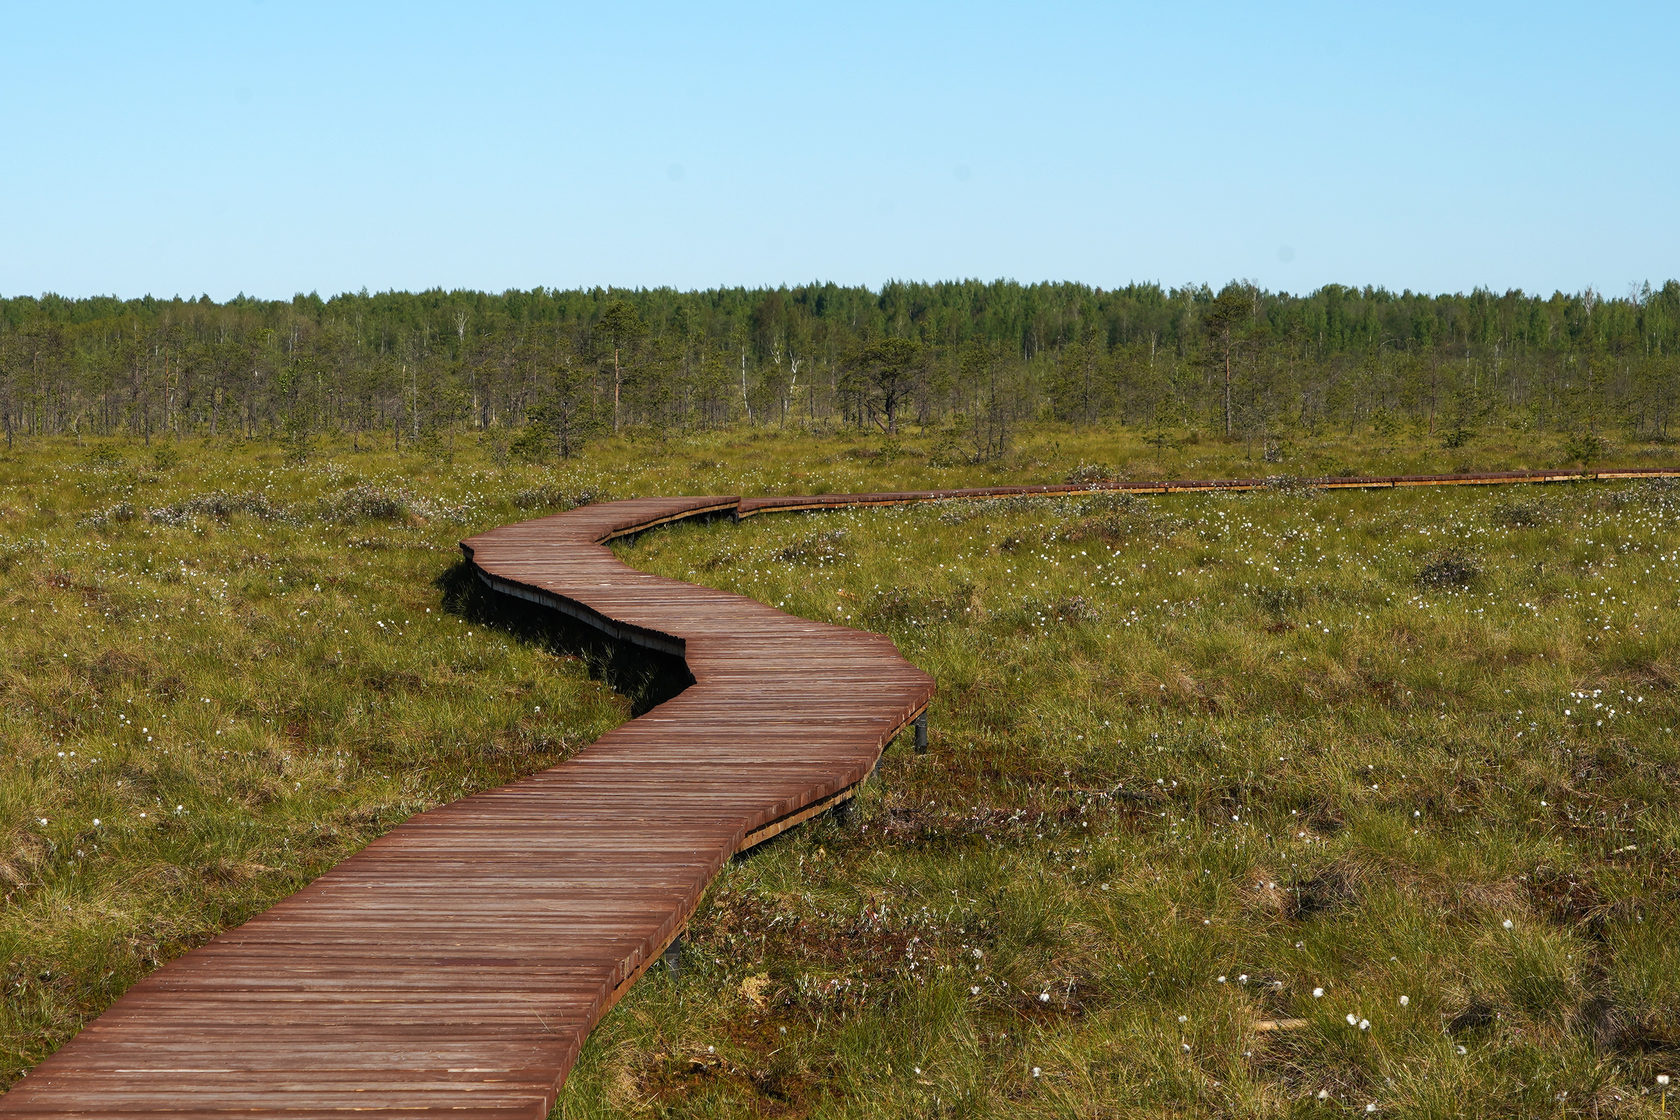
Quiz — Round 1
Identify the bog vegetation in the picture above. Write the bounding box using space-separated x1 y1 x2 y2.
0 421 1677 1117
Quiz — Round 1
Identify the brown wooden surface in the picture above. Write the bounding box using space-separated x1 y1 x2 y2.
733 465 1680 516
9 466 1677 1117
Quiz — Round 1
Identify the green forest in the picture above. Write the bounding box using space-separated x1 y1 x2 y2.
4 280 1680 462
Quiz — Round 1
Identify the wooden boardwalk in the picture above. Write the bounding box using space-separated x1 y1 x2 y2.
6 495 931 1117
8 465 1678 1117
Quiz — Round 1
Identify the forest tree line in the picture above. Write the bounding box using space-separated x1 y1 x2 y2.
2 279 1679 460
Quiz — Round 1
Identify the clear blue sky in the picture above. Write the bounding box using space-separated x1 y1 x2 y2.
2 1 1674 301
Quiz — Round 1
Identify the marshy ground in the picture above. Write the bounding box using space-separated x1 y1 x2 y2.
1 426 1677 1117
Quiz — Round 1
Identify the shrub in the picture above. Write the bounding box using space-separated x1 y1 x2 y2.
927 429 967 468
775 529 848 566
78 443 124 472
145 491 285 527
862 581 974 629
510 485 585 513
1490 497 1547 528
1251 585 1305 617
81 502 137 530
1417 549 1481 590
1064 463 1112 485
1564 431 1606 465
1062 495 1191 547
509 424 554 464
318 485 412 524
1045 594 1098 623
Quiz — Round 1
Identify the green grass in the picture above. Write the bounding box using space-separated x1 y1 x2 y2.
0 437 638 1084
2 423 1678 1116
594 481 1680 1116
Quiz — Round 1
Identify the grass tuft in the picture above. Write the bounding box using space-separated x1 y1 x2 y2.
1416 549 1482 590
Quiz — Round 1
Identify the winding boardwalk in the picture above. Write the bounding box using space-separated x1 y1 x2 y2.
8 466 1678 1117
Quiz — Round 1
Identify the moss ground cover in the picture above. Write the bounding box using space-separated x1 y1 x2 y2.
0 423 1676 1116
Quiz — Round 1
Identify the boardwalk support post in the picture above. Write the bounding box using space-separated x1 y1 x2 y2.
914 711 928 754
662 934 685 979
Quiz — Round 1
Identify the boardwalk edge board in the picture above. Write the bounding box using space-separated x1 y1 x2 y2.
8 465 1677 1117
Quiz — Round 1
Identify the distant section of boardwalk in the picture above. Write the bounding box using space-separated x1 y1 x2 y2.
8 466 1677 1117
733 465 1680 516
